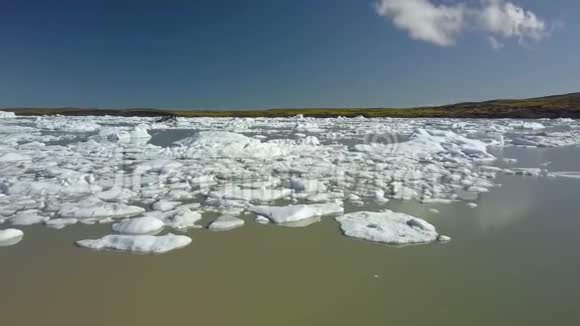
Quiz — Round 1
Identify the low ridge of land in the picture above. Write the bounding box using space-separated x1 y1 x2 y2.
2 92 579 119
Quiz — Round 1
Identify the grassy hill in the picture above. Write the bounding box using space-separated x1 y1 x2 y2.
2 92 579 119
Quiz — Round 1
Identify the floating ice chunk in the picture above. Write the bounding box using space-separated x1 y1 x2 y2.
548 171 580 179
506 168 544 177
336 210 441 245
134 159 183 175
96 187 138 202
10 210 49 226
0 228 23 246
0 111 16 118
466 203 478 208
289 178 327 193
239 178 281 189
250 202 343 224
92 125 151 143
208 215 245 231
112 216 165 235
347 194 362 202
0 153 31 162
512 122 545 130
467 186 490 193
36 118 100 132
8 180 101 196
372 189 390 204
437 235 452 242
162 208 202 229
76 233 192 254
171 131 291 158
429 208 440 214
45 218 78 229
58 197 145 220
152 200 182 212
209 186 292 203
305 192 344 203
297 136 320 146
166 189 195 201
255 216 270 224
511 138 540 147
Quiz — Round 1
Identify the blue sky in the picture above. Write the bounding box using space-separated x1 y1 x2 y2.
0 0 578 109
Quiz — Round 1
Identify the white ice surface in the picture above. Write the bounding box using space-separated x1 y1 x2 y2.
549 171 580 179
208 215 245 231
250 202 344 224
336 210 443 245
76 233 191 254
0 228 23 246
45 218 78 229
57 197 145 220
0 115 577 251
9 210 49 226
0 111 16 118
112 216 165 235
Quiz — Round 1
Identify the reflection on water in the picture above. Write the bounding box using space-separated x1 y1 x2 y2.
1 146 580 325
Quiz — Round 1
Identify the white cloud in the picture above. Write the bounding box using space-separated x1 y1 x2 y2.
374 0 465 46
479 0 547 42
375 0 551 48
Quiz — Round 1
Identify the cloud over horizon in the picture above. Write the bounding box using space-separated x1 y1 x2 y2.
375 0 551 48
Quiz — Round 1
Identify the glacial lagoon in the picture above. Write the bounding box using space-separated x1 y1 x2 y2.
1 115 580 325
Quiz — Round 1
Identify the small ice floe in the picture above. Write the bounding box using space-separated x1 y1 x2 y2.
9 209 49 226
96 187 138 203
45 218 78 230
548 171 580 179
335 210 446 245
289 178 327 193
0 153 31 163
305 192 344 203
437 235 452 242
152 200 182 212
57 197 145 221
505 168 544 177
250 202 344 225
238 178 281 190
208 215 245 231
512 122 545 130
255 216 270 224
91 125 151 143
0 228 23 247
161 208 203 230
466 203 478 208
36 117 100 132
209 186 292 203
429 208 440 214
0 111 16 118
171 131 292 159
76 233 192 254
112 216 165 235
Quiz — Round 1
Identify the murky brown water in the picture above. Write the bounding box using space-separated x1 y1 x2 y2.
1 148 580 325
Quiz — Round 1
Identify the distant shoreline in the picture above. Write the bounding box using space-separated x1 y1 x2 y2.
2 92 579 119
